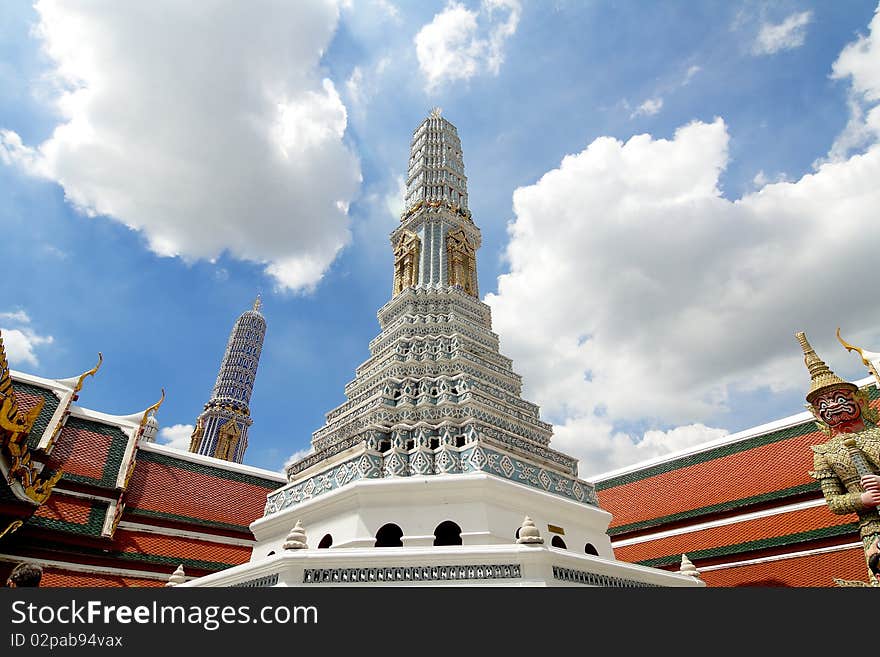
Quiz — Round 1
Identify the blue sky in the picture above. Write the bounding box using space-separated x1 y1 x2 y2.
2 1 879 477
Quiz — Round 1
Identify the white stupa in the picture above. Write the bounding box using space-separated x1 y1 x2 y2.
184 110 702 588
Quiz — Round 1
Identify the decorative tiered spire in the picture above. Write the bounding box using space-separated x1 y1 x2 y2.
795 331 854 402
404 108 469 215
274 112 598 519
393 110 480 298
190 298 266 463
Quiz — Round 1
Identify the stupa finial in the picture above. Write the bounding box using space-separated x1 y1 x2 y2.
166 564 186 587
253 293 262 313
679 554 701 578
430 106 442 118
283 520 308 550
516 516 544 545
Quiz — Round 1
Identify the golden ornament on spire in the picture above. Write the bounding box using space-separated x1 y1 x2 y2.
139 388 165 430
253 294 262 313
795 331 854 402
73 352 103 394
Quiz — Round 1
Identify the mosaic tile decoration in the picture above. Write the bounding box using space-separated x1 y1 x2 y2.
265 441 598 516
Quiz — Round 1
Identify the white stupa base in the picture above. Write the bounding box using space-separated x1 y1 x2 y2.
181 543 703 587
182 473 703 588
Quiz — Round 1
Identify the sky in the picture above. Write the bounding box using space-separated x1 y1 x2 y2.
1 0 879 480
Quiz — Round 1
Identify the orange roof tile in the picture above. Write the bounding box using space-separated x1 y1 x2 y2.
700 546 870 587
125 451 276 531
33 495 94 525
112 529 250 566
14 389 46 416
27 494 107 537
599 431 823 529
39 567 163 588
49 421 119 484
613 504 855 564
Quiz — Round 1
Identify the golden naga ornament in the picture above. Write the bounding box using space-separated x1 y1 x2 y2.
0 335 45 444
837 327 880 388
42 352 103 454
139 388 165 432
0 519 24 541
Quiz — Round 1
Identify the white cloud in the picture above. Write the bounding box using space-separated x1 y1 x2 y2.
1 329 54 368
630 97 663 118
752 10 813 55
283 446 315 473
827 4 880 161
344 56 392 114
158 424 194 451
752 169 789 188
488 92 880 477
346 67 366 108
0 311 31 324
373 0 400 22
833 5 880 102
1 311 54 368
683 65 702 85
385 174 406 220
0 1 361 293
554 418 729 481
414 0 521 92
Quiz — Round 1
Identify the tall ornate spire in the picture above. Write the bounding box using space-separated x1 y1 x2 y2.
275 111 598 517
393 110 479 298
190 300 266 463
795 331 854 402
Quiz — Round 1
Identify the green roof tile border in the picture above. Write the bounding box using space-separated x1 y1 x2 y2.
59 416 128 489
636 522 861 568
25 500 107 537
607 482 820 536
135 449 281 489
14 381 61 450
110 549 237 572
124 507 254 533
596 385 879 491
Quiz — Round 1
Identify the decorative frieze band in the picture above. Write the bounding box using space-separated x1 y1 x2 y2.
345 360 522 398
268 439 597 517
551 566 660 587
303 563 521 584
230 573 279 588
